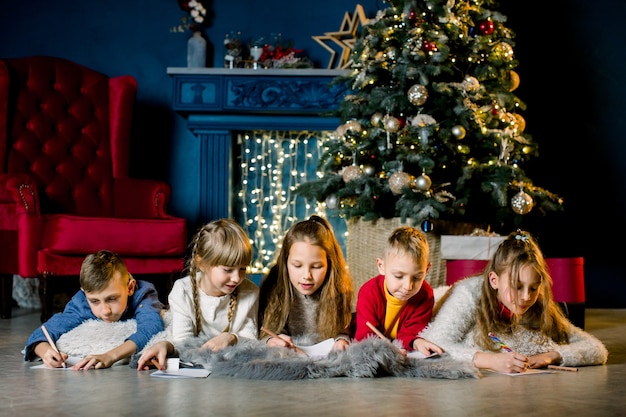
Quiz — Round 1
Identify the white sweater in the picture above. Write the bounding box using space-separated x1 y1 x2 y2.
420 276 608 367
168 274 259 344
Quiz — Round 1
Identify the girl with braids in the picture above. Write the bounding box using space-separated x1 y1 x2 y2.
258 215 354 352
419 230 608 374
137 219 259 370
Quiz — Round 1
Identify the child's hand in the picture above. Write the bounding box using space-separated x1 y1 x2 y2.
72 353 116 370
412 337 444 356
474 351 529 373
332 338 350 351
266 333 295 349
528 351 562 369
41 345 68 368
201 333 238 352
137 341 171 370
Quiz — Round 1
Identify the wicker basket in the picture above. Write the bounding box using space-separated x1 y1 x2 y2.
346 217 478 305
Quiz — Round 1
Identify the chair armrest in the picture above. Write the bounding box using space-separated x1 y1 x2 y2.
113 177 172 218
0 173 40 215
0 173 43 277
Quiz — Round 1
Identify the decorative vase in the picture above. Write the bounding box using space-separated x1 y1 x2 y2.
187 31 207 68
249 46 263 69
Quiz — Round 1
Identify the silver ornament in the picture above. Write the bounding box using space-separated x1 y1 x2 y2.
325 194 338 209
414 174 432 191
388 171 411 194
511 190 534 215
371 112 383 127
407 84 428 106
382 115 400 133
363 165 376 176
451 125 466 139
342 165 362 183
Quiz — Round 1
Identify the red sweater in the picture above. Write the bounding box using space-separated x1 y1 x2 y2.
355 274 434 351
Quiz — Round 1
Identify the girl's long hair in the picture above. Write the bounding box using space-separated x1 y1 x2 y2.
474 230 570 350
258 215 353 339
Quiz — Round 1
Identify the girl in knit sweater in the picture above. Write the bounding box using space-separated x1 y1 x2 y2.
420 230 608 374
258 215 353 351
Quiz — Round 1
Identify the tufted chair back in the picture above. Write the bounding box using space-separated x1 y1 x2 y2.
0 56 187 320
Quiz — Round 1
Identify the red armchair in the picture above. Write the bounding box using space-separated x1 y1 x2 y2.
0 56 187 320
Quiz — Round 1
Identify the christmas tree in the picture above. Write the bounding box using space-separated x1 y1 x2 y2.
297 0 563 232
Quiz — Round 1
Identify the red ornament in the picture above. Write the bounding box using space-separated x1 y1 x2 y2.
423 41 436 52
478 19 494 36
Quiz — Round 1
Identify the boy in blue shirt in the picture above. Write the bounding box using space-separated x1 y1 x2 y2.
24 250 164 369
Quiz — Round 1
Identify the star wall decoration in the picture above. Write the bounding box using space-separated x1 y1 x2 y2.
312 4 368 69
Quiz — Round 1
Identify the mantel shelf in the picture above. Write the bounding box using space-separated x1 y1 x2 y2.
166 67 351 222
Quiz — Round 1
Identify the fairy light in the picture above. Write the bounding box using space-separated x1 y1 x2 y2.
239 130 346 274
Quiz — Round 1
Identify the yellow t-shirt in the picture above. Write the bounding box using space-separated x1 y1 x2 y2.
383 281 406 339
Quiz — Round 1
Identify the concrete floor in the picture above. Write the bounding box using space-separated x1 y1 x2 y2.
1 306 625 417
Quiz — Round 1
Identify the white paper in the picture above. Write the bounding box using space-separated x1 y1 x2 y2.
407 351 441 359
151 368 211 378
494 368 556 376
30 356 83 369
297 338 335 359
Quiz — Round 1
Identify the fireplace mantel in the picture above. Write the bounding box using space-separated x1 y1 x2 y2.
167 67 350 222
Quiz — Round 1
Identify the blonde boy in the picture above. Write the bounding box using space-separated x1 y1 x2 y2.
354 226 442 355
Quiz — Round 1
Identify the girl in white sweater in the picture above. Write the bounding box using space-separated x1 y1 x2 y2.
420 230 608 374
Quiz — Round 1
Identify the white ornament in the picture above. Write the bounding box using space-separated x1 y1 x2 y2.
410 114 437 127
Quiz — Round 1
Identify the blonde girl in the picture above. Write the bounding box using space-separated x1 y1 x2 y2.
420 229 608 374
138 219 258 370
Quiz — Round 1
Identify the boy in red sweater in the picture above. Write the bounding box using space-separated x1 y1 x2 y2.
354 226 442 356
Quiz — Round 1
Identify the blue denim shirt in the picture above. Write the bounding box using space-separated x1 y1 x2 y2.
24 280 163 361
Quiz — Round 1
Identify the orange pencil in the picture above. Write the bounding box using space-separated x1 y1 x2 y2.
547 365 578 372
365 321 390 341
261 326 296 348
41 325 66 368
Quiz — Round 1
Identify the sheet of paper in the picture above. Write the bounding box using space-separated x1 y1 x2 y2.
30 356 83 369
151 368 211 378
298 338 335 359
499 368 556 376
407 351 441 359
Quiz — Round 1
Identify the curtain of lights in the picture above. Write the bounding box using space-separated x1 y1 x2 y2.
237 130 346 274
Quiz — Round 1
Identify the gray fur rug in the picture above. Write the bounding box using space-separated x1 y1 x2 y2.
57 302 480 380
156 336 480 380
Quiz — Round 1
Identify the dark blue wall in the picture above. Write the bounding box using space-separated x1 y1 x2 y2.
1 0 624 308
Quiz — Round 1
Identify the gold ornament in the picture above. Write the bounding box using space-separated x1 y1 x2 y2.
407 84 428 106
511 189 534 215
342 165 362 183
389 171 411 194
451 125 466 139
509 70 520 91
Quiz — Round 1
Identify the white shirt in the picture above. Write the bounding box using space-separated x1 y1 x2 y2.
168 273 259 344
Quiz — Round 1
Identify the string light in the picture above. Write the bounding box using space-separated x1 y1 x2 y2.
238 130 346 274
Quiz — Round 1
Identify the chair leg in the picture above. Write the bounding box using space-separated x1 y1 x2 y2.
38 273 52 323
0 274 13 319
